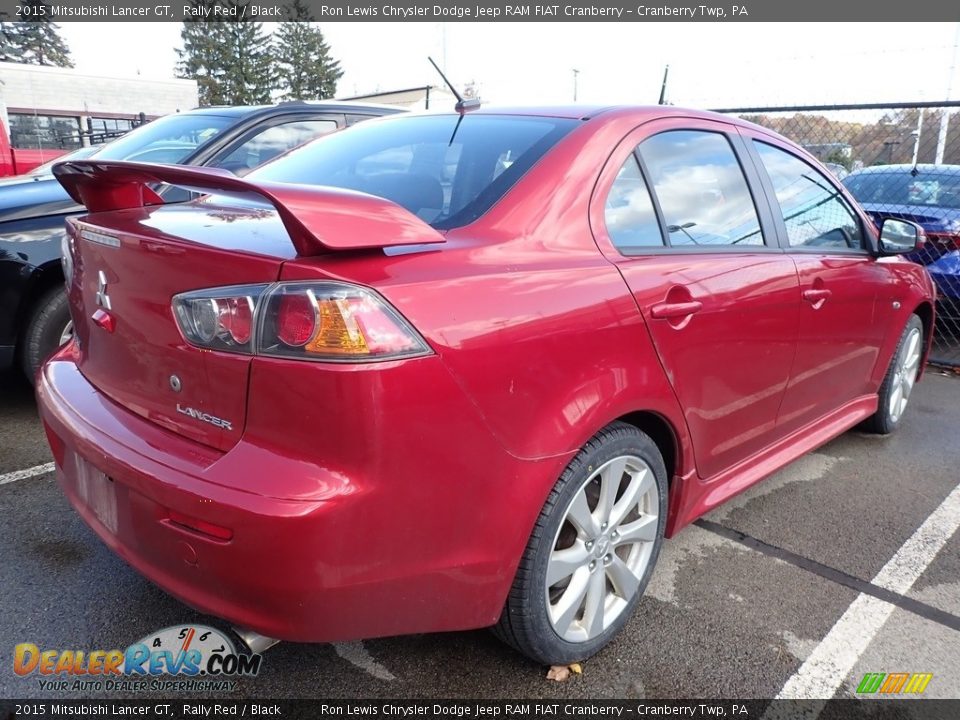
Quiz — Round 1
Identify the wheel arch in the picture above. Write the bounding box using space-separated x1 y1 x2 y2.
615 410 679 485
912 300 935 378
16 258 65 341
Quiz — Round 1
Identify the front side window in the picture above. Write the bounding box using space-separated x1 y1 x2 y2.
755 141 864 250
603 154 664 250
213 119 339 176
639 130 765 247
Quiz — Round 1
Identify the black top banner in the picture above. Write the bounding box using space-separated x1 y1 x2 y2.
0 0 958 22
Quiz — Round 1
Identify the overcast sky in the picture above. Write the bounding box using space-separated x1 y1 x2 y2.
59 22 960 109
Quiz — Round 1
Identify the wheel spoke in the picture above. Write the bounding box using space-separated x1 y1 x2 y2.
889 382 903 418
597 457 627 524
566 487 600 537
904 332 920 368
903 372 916 399
609 468 652 528
606 554 641 600
614 513 658 545
547 541 590 587
550 567 590 636
581 567 607 637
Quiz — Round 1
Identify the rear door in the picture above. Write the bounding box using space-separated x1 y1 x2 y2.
593 118 800 480
742 132 889 434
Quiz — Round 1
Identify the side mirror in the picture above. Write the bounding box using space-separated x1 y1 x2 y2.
878 218 924 255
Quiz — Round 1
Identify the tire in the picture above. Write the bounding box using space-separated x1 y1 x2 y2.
494 422 668 665
20 287 72 385
864 314 924 435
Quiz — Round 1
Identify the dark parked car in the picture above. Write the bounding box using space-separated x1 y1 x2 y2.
0 101 402 381
41 107 933 665
843 164 960 264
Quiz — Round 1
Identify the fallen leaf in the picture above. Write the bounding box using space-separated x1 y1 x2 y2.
569 662 582 674
546 665 571 682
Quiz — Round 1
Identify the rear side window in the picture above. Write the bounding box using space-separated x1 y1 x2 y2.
755 141 864 250
604 154 664 249
246 115 577 229
639 130 765 247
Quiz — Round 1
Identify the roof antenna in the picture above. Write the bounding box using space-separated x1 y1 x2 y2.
428 56 481 114
658 64 670 105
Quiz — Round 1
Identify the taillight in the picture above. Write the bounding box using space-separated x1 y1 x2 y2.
925 232 960 250
172 282 430 363
258 282 430 361
61 232 75 286
172 284 269 355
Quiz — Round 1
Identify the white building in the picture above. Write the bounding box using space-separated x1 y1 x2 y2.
0 61 198 150
338 85 461 111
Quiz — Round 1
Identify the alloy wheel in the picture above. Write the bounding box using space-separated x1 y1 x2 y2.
889 326 922 423
545 455 659 643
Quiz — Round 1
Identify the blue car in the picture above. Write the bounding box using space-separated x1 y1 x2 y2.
843 164 960 265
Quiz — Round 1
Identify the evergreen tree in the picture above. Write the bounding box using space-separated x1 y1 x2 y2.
176 1 230 106
0 23 21 63
220 8 274 104
273 0 343 101
3 2 74 67
176 1 274 106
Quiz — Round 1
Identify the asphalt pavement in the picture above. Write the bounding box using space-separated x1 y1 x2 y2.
1 366 958 704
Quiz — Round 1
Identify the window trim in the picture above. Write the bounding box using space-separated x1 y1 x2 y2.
740 132 873 256
591 119 783 259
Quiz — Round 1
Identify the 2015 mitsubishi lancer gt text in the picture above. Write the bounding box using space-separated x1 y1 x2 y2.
40 106 935 665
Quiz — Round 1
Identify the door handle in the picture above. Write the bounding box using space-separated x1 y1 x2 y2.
651 300 703 319
802 288 832 304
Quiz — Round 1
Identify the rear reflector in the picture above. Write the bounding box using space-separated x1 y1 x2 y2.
166 509 233 541
172 281 430 363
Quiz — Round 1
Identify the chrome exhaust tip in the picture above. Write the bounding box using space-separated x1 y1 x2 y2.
232 627 280 654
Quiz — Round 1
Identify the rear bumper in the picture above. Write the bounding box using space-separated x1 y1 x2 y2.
37 353 554 642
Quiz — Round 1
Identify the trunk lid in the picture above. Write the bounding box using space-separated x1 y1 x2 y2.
55 160 444 452
66 203 293 451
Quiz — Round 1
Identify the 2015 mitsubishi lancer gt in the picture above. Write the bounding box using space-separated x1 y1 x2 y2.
39 106 935 665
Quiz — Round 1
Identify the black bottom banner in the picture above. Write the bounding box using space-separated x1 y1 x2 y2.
2 699 959 720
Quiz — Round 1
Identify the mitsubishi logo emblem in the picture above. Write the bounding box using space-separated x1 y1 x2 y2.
95 270 111 310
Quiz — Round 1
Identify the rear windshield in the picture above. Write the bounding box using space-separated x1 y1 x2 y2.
844 170 960 209
244 114 578 229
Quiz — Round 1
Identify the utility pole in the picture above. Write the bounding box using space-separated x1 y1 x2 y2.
572 68 579 102
912 109 924 167
935 22 960 165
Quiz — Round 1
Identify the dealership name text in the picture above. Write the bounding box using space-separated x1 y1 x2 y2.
320 4 749 18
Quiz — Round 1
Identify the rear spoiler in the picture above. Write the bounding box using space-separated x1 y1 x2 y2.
52 160 445 256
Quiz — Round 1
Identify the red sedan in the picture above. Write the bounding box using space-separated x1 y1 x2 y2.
40 106 934 665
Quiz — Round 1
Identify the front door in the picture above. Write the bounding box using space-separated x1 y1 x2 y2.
744 135 889 433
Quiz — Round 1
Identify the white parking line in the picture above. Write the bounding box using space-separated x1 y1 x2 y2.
0 462 55 486
771 482 960 706
333 641 396 681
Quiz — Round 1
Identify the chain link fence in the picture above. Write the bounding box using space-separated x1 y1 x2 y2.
718 102 960 369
